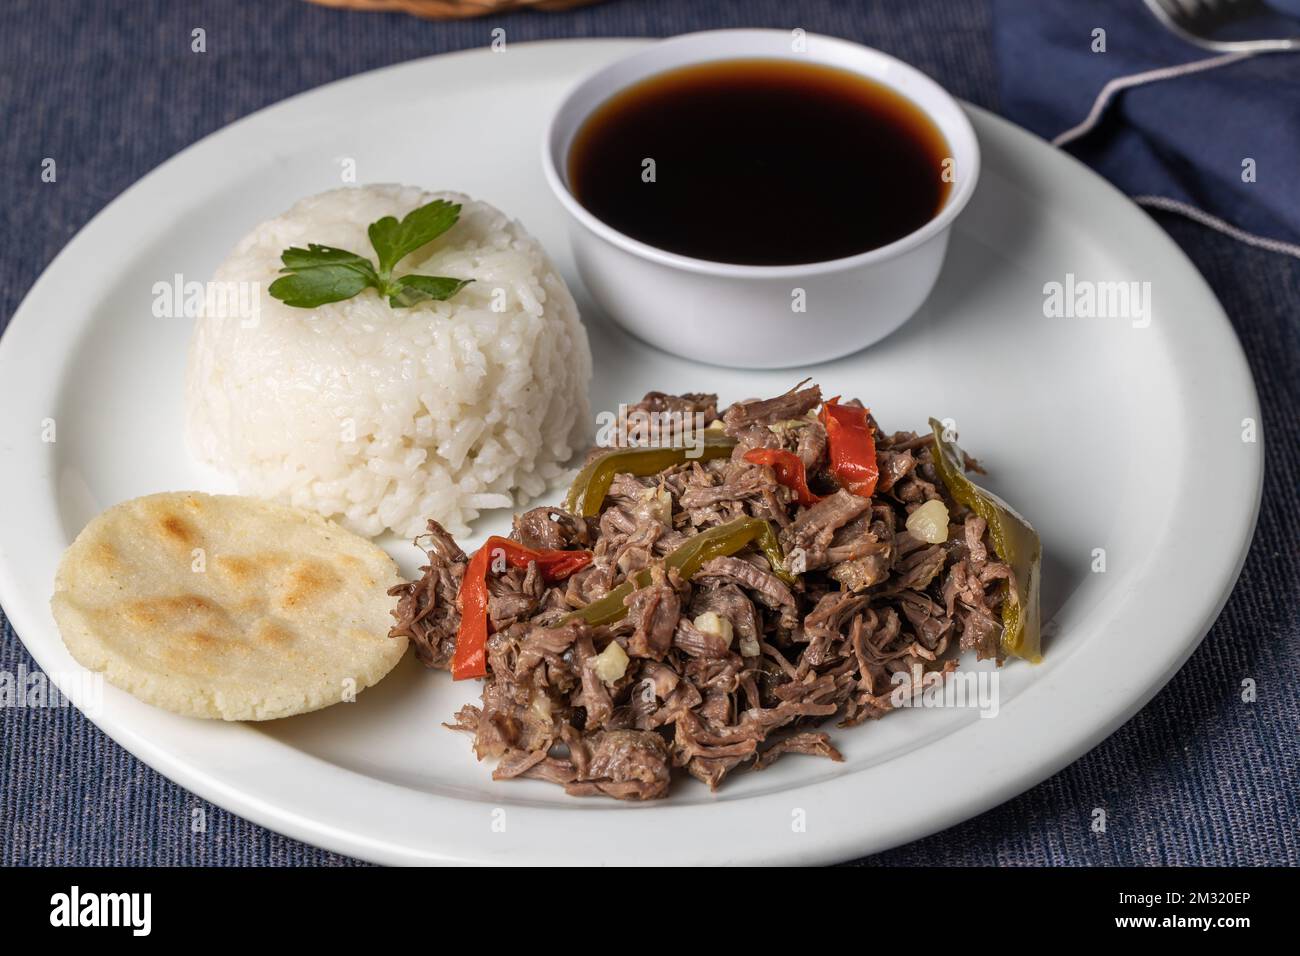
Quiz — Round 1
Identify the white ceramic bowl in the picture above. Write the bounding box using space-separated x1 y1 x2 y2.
542 29 981 369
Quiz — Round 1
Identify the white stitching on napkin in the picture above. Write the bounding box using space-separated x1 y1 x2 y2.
1134 195 1300 260
1051 52 1255 147
1050 51 1300 259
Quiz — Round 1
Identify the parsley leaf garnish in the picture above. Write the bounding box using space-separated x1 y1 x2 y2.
388 274 474 308
268 246 378 308
268 199 472 310
367 200 463 277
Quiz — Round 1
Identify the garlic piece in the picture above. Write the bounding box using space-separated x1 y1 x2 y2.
693 611 735 648
592 641 630 684
905 498 950 544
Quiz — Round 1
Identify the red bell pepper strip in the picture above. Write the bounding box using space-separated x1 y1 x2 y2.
819 397 879 498
743 448 823 507
453 546 493 681
451 536 593 680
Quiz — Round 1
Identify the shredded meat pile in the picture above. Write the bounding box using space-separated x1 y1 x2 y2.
389 384 1013 800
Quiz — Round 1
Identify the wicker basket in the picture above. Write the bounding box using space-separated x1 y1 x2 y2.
306 0 603 19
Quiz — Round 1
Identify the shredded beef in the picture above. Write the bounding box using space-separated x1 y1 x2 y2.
782 489 872 570
514 506 590 551
387 520 467 668
722 382 823 433
625 567 681 659
394 385 1017 800
626 391 719 424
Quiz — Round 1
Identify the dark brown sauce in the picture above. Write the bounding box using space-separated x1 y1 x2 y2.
568 58 952 266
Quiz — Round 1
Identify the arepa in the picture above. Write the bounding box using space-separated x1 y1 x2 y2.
51 492 407 720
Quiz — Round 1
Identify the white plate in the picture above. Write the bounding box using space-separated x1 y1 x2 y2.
0 40 1262 866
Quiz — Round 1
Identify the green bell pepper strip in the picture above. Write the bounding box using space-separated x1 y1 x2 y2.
928 418 1043 663
563 516 793 626
564 435 738 518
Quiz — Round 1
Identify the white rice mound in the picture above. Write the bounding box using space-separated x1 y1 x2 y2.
185 185 592 539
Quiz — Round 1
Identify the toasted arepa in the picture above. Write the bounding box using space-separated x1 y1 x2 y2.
51 492 407 720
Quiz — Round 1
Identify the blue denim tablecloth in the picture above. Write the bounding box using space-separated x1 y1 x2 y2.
2 0 1296 866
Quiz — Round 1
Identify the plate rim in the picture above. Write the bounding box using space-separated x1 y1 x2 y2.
0 37 1263 866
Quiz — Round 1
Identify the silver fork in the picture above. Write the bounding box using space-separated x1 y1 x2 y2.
1143 0 1300 51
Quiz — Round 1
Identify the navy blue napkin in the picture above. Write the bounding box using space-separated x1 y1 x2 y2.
993 0 1300 253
